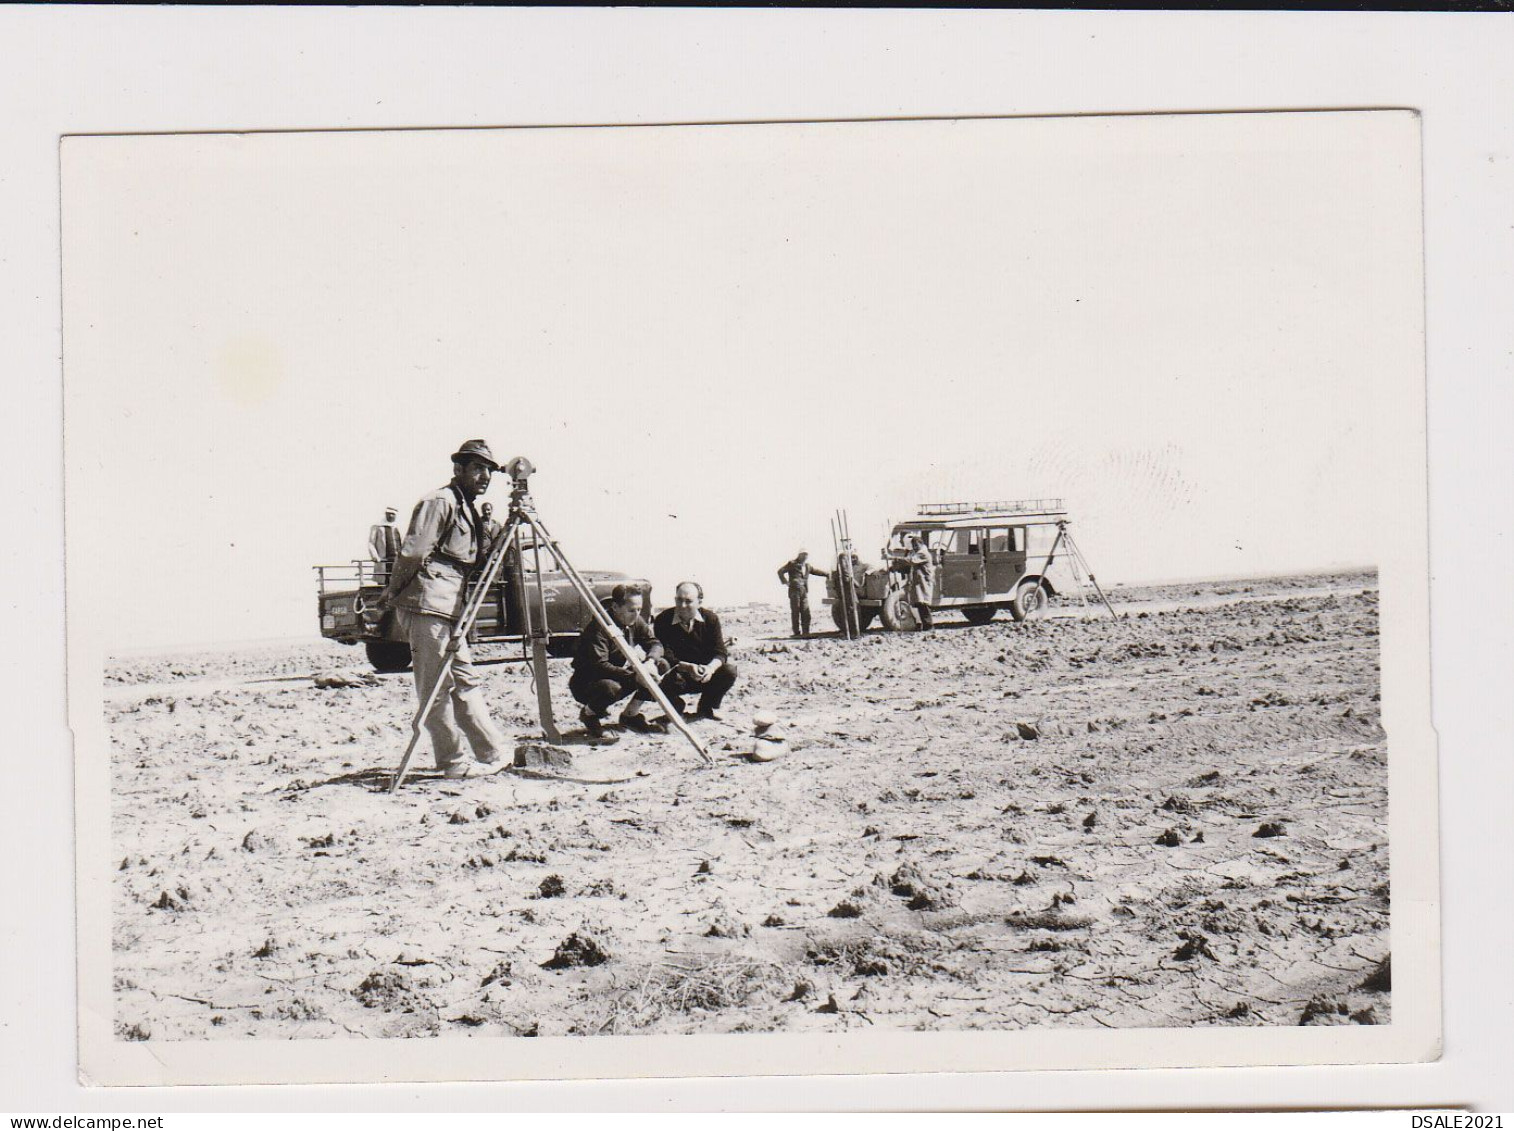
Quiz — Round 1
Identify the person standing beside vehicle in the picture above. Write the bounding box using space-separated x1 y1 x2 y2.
368 506 401 584
777 549 829 638
375 439 509 779
907 534 935 631
479 500 504 550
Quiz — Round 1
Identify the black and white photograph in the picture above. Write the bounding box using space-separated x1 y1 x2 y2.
63 109 1438 1085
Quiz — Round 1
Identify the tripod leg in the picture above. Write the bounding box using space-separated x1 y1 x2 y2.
389 643 457 794
524 530 562 743
527 637 562 743
1039 523 1067 578
525 513 710 764
1067 533 1119 619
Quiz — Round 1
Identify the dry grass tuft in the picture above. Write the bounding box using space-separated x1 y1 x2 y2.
600 957 783 1034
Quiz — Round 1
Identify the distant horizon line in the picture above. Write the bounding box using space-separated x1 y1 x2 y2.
103 564 1377 659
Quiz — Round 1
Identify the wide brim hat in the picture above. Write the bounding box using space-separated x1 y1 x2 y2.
450 439 500 470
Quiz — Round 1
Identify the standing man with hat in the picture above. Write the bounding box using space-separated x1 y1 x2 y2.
368 506 401 584
777 549 829 639
376 440 508 779
906 534 935 631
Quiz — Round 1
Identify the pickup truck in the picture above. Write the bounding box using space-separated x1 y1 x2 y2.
316 535 652 672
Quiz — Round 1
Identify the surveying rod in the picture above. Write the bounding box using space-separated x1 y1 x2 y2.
830 517 851 640
840 508 861 637
834 510 855 639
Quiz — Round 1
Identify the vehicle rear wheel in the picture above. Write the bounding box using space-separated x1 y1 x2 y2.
879 590 919 631
961 605 996 626
365 639 412 673
1010 580 1047 622
830 601 876 634
831 603 878 634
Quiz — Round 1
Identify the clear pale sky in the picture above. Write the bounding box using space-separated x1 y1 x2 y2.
62 112 1423 652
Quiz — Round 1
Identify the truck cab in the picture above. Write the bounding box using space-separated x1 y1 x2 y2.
315 540 652 672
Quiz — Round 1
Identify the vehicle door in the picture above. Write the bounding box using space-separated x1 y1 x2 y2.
983 526 1027 597
514 535 582 637
939 528 986 601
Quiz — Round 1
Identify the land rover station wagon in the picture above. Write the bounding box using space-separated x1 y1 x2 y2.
825 499 1072 632
316 535 651 672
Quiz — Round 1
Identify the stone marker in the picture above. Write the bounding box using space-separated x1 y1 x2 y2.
514 742 574 772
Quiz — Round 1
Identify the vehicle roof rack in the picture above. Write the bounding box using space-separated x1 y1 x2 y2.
916 498 1066 518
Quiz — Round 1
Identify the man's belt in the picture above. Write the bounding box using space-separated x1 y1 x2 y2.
429 553 475 571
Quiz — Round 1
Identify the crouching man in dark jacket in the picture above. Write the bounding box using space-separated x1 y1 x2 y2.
652 581 739 723
569 585 670 738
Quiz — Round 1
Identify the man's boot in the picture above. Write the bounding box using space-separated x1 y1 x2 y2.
619 700 668 735
579 705 606 739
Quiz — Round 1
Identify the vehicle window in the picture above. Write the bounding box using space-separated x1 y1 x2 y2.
518 537 561 572
986 528 1010 553
1012 527 1026 552
964 530 981 554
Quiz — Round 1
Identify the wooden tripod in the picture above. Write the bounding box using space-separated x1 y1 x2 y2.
1033 520 1120 620
388 464 709 793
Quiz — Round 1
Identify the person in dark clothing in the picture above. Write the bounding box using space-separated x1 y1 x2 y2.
479 501 504 549
569 585 669 737
777 549 829 638
906 534 935 631
652 581 739 722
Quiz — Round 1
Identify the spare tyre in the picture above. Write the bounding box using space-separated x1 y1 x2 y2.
1009 580 1048 622
365 639 413 673
879 590 920 631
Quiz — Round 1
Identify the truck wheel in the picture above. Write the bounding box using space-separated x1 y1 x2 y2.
961 605 996 626
1010 580 1047 622
880 591 919 631
831 602 878 634
365 639 412 673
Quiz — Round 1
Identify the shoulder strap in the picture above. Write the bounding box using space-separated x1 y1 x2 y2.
447 482 484 563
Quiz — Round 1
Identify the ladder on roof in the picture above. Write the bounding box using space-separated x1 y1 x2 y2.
917 498 1066 518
